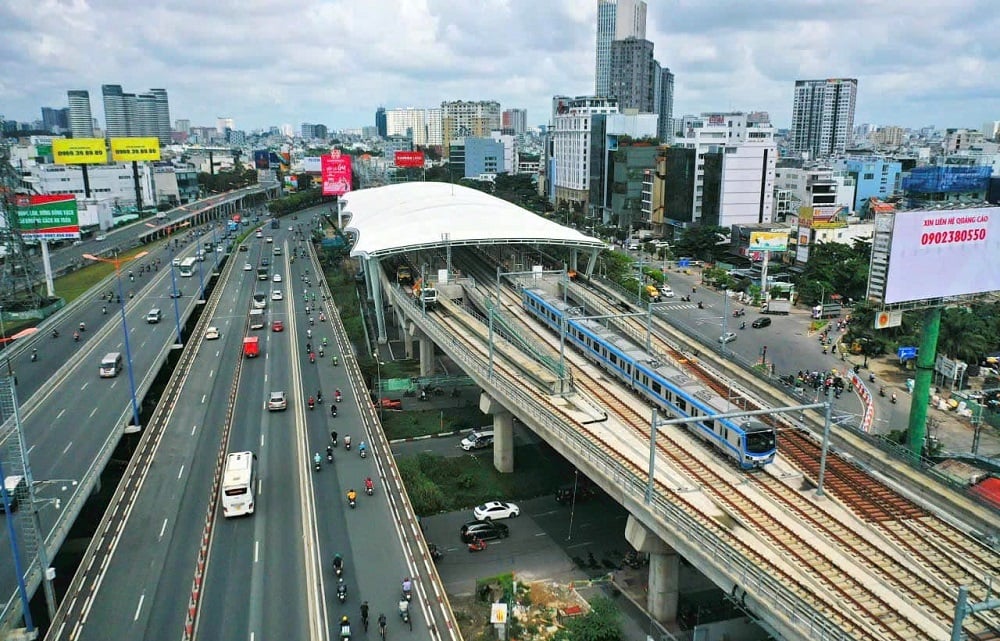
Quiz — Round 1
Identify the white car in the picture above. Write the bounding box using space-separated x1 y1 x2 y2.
271 290 283 301
719 332 737 344
288 226 293 231
473 501 520 521
244 263 253 271
267 391 287 411
272 273 282 283
172 257 181 266
95 234 107 242
265 237 273 244
660 287 674 298
205 326 221 340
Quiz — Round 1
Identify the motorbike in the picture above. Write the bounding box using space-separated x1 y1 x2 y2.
51 329 59 338
331 406 338 418
419 389 428 401
319 346 325 357
348 493 357 509
332 355 339 366
309 317 314 326
428 543 443 562
335 391 343 403
468 538 488 553
308 397 315 410
879 387 886 398
30 350 38 362
365 481 374 496
402 581 412 602
309 352 316 364
73 332 80 342
344 436 352 451
79 322 86 332
327 450 334 464
891 394 897 404
317 392 323 404
337 580 348 603
307 329 312 339
314 457 321 472
399 599 410 624
360 446 367 459
102 305 107 314
869 373 876 383
697 301 704 309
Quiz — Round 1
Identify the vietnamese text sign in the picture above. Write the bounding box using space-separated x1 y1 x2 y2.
884 207 1000 304
321 152 352 196
394 150 425 168
53 138 107 165
110 137 161 162
14 194 80 239
748 231 789 252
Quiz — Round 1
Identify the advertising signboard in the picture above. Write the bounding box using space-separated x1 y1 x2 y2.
14 194 80 239
321 152 352 196
53 138 107 165
748 231 789 252
253 150 270 170
880 207 1000 304
302 156 322 173
394 150 425 168
110 137 161 162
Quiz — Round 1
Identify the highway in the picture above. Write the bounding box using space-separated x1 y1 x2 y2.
0 233 211 625
52 216 433 641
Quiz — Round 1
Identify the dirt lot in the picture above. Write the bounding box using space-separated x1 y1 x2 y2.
449 579 590 641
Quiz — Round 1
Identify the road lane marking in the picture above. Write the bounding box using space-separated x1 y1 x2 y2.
159 518 168 539
89 408 98 418
201 394 206 404
209 368 215 378
80 382 89 391
259 433 264 448
62 441 73 455
533 509 559 517
57 409 66 420
254 540 259 563
534 532 547 537
134 593 145 620
177 465 184 479
566 542 592 549
191 424 198 435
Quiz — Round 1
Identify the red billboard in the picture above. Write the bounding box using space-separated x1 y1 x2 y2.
394 151 425 168
321 151 352 196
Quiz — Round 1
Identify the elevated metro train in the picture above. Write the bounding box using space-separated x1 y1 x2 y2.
522 287 777 469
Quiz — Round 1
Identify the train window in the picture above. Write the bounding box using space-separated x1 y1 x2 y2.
651 381 661 395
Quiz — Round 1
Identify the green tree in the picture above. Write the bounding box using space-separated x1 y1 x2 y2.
553 598 623 641
795 239 871 305
294 173 314 191
672 226 728 261
937 307 991 363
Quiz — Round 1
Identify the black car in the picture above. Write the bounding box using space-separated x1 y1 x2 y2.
751 317 771 328
460 520 509 543
555 483 598 505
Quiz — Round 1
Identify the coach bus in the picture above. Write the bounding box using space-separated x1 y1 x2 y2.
221 451 256 517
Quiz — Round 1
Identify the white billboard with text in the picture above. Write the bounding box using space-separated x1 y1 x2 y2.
885 207 1000 304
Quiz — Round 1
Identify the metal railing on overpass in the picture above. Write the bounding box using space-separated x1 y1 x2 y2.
387 283 856 641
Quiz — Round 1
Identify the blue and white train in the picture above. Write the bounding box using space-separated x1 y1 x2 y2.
522 288 777 469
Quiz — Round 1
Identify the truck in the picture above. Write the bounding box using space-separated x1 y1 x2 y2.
270 218 279 229
811 303 842 319
243 336 260 358
761 299 791 315
227 220 239 232
644 284 660 301
257 267 269 281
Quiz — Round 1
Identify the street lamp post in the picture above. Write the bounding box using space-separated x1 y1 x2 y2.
83 251 148 431
167 245 183 345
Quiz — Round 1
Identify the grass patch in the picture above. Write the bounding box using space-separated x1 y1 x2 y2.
54 245 157 302
380 405 485 440
380 359 421 379
398 444 572 515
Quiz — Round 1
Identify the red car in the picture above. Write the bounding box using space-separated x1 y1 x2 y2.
379 398 402 410
272 320 284 332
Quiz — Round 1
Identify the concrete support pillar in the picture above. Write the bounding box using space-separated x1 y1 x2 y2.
625 515 679 623
570 249 579 273
479 394 513 473
585 248 600 278
368 257 387 344
419 335 435 377
402 320 414 359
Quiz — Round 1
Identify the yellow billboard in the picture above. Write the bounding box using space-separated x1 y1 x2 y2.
110 137 162 162
748 231 789 252
53 138 107 165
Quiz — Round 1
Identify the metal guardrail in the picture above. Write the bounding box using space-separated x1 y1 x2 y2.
388 285 855 641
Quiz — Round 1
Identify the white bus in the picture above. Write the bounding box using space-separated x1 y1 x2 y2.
221 451 256 517
178 256 198 277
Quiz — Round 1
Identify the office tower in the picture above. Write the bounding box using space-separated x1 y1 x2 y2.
614 0 647 39
609 38 657 112
790 78 858 158
41 107 70 133
550 95 620 206
440 100 501 152
102 84 131 137
595 0 647 97
175 119 190 133
502 108 527 135
149 89 171 144
375 107 387 138
657 68 674 142
301 123 316 139
217 117 235 133
67 90 94 138
135 93 159 138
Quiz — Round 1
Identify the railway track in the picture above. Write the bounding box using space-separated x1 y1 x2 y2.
560 276 1000 638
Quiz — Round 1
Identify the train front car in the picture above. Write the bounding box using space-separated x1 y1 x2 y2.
740 420 777 468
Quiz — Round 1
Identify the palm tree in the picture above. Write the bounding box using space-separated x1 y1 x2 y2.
937 308 990 363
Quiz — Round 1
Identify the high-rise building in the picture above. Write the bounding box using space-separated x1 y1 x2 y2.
375 107 387 138
790 78 858 159
501 108 527 135
549 95 619 206
102 85 170 143
426 108 443 146
657 68 674 142
614 0 647 39
595 0 647 97
609 38 657 113
175 119 190 133
301 123 316 139
385 108 429 146
217 117 235 133
150 88 171 144
102 84 131 137
440 100 501 153
41 107 70 133
67 90 94 138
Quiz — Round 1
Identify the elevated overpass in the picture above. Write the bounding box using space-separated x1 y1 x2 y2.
341 183 1000 641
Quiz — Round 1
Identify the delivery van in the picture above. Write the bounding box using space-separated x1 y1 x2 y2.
100 352 123 378
243 336 260 358
1 476 28 512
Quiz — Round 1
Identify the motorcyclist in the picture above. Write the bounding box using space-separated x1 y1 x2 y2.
740 321 746 330
313 452 322 466
337 578 347 600
51 329 59 338
308 396 315 409
344 434 352 449
102 305 107 314
322 337 328 346
335 389 343 402
340 615 351 638
331 405 338 417
330 430 338 444
79 321 86 331
31 348 38 362
73 331 80 342
317 390 323 403
307 328 312 339
320 312 326 322
319 345 325 357
333 553 344 573
378 613 387 635
365 477 374 494
359 441 367 456
402 577 412 597
327 444 334 457
347 488 357 503
332 355 339 366
360 601 370 631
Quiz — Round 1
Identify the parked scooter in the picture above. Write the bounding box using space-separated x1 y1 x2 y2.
468 538 488 553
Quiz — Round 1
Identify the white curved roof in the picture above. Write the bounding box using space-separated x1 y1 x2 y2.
342 182 604 258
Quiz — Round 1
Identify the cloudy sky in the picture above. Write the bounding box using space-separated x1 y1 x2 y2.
2 0 997 133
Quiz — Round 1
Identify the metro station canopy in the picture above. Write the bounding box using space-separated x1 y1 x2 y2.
342 182 605 259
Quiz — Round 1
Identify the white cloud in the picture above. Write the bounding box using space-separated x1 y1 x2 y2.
1 0 997 131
